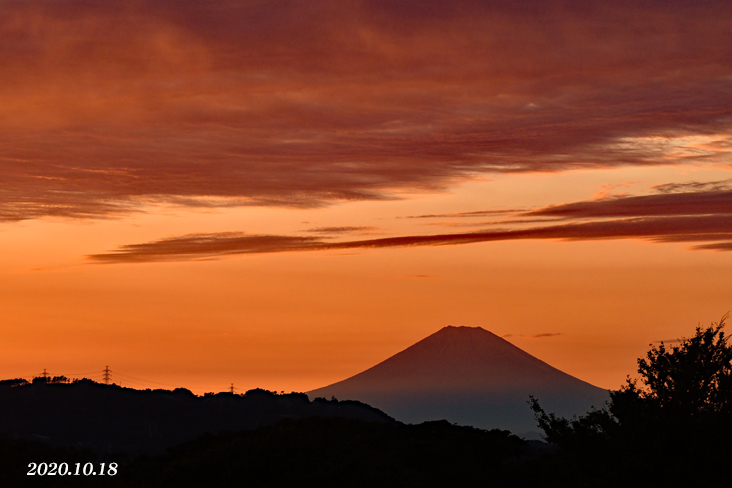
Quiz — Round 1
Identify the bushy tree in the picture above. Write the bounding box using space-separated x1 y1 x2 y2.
635 313 732 415
530 315 732 487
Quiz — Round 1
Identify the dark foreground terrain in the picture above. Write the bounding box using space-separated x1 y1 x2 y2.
0 379 558 487
2 378 731 487
6 312 732 488
4 416 560 488
0 378 393 456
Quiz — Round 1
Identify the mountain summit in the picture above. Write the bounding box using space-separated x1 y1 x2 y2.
308 326 609 435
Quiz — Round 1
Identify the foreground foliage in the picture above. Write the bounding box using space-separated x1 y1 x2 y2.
531 315 732 487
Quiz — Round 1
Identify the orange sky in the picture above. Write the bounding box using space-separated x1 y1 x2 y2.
1 0 732 394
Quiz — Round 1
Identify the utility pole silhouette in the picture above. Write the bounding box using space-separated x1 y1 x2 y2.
40 368 49 381
230 383 235 394
103 366 112 385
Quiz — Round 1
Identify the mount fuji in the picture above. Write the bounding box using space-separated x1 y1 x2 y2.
308 326 609 436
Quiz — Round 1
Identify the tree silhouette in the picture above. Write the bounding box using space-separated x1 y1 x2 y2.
635 312 732 414
530 314 732 487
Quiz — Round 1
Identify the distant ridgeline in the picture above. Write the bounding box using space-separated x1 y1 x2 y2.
0 377 395 457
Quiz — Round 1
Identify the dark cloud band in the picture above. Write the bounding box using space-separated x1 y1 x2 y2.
87 215 732 263
527 189 732 219
88 182 732 262
2 1 732 221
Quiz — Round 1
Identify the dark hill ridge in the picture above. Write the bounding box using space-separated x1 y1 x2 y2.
0 380 395 457
122 417 532 488
308 326 609 434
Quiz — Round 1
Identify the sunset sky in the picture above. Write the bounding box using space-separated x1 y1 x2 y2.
2 0 732 394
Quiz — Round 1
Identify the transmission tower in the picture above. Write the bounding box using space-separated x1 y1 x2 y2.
230 383 235 394
40 368 49 380
103 366 112 385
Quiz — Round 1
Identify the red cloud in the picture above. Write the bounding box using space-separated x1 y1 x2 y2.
87 182 732 262
2 1 732 221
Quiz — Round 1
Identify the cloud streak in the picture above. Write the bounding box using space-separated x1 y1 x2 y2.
88 183 732 262
2 1 732 221
303 226 377 234
503 333 562 339
526 187 732 219
88 215 732 263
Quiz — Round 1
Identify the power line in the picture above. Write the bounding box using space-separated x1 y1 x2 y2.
64 371 100 378
113 371 215 391
113 371 183 388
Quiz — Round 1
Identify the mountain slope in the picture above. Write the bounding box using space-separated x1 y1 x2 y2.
308 326 609 435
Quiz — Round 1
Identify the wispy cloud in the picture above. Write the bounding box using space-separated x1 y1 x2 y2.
690 242 732 252
303 226 377 234
526 185 732 219
2 1 731 221
423 218 560 228
503 333 562 339
89 233 323 263
652 179 732 194
88 183 732 263
87 215 732 263
405 209 528 219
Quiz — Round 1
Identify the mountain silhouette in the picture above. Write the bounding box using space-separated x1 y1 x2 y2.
308 326 609 435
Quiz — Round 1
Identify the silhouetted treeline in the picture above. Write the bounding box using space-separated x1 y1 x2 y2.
0 379 394 457
119 417 535 488
5 417 569 488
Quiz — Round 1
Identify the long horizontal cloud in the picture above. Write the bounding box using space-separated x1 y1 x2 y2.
503 333 562 339
2 1 732 221
303 226 377 234
88 214 732 263
526 187 732 219
89 183 732 262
